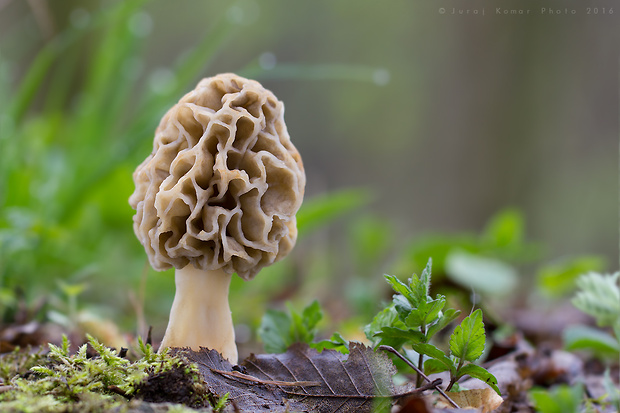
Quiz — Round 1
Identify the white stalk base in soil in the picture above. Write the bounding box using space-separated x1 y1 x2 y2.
159 264 238 364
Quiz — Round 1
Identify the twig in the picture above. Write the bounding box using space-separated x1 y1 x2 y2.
378 345 459 409
107 385 129 398
209 367 320 387
282 378 443 399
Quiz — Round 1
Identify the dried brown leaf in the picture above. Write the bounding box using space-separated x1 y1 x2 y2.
435 389 503 413
177 342 434 413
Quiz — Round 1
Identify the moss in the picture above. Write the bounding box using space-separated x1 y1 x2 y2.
0 335 213 412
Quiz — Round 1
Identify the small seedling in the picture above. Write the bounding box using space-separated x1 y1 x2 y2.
258 300 349 354
572 272 620 341
366 258 500 394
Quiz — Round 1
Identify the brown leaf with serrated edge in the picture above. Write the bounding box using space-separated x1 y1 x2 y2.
176 342 439 413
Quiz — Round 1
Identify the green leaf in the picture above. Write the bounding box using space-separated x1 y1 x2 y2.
375 327 426 346
392 294 413 321
427 308 462 339
410 258 433 307
411 343 455 374
289 300 323 344
384 274 412 302
423 358 451 375
259 301 324 353
301 300 323 330
537 256 607 297
563 325 620 357
404 296 445 329
449 309 486 362
456 364 501 396
385 259 433 310
258 309 292 353
214 392 230 411
311 332 350 354
572 272 620 328
446 251 517 295
364 304 405 346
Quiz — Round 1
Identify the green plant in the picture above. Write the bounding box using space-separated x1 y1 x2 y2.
366 259 500 394
529 384 584 413
563 272 620 358
258 300 349 354
0 335 207 412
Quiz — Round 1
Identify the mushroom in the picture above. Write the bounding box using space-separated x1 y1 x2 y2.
129 73 305 363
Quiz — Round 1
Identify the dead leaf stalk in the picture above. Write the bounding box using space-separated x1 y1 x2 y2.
379 345 459 409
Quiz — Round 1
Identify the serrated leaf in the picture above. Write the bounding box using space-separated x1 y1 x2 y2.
404 295 445 329
425 297 446 324
449 309 486 362
301 300 323 330
393 294 413 321
456 364 501 396
289 300 323 344
427 308 461 339
385 275 412 301
409 258 432 307
259 301 325 354
411 343 455 374
572 272 620 327
375 327 426 348
364 304 404 346
419 258 433 295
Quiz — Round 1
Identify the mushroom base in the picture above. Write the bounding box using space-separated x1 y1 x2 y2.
159 264 238 364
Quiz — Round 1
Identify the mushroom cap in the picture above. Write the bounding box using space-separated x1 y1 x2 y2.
129 73 305 280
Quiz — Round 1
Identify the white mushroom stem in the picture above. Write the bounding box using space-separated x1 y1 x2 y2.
159 264 238 364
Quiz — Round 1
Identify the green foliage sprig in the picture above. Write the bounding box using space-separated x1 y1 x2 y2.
572 272 620 336
258 300 349 354
563 272 620 358
366 258 500 394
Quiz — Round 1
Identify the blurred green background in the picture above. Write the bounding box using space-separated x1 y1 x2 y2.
0 0 617 355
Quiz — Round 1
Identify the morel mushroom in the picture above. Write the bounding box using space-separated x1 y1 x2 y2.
129 73 305 363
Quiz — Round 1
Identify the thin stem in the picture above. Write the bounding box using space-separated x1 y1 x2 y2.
446 357 465 392
379 345 459 409
416 324 426 388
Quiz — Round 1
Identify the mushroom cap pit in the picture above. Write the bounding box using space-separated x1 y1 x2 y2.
129 73 305 280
